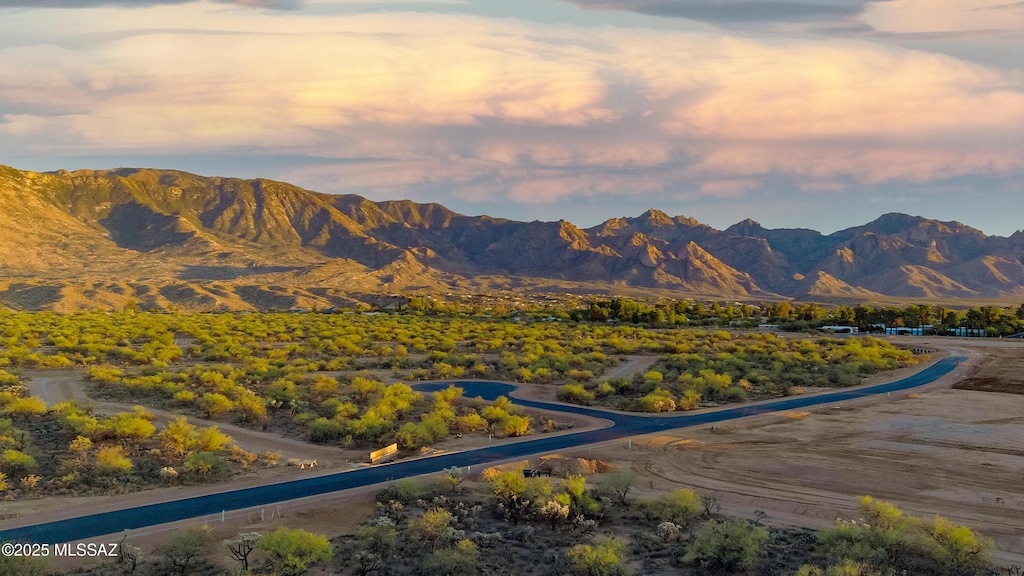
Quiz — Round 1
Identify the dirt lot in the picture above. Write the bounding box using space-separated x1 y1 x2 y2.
953 341 1024 394
578 338 1024 567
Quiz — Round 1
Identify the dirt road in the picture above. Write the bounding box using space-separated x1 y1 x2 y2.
23 370 355 464
603 355 659 381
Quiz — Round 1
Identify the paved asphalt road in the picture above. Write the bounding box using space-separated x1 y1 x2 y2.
0 353 964 544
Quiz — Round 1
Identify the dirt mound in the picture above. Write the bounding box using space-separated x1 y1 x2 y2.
479 461 532 480
953 377 1024 395
478 456 615 479
537 455 614 477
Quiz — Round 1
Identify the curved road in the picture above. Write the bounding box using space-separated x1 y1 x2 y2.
0 353 965 544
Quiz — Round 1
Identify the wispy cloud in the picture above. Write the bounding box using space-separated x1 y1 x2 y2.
0 0 303 9
862 0 1024 33
869 195 920 203
562 0 874 24
561 0 1024 38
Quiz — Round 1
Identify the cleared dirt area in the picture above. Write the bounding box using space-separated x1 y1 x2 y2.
603 354 659 382
574 338 1024 566
954 341 1024 394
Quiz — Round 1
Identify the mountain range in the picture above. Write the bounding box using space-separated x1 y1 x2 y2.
1 164 1021 311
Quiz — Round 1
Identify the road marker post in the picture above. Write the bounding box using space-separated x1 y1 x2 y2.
221 510 225 523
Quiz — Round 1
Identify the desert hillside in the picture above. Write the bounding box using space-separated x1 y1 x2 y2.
1 165 1022 310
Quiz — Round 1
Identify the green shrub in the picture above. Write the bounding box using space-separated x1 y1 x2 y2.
636 389 675 412
375 478 422 505
557 383 595 404
684 518 768 573
566 538 630 576
257 527 333 576
1 449 38 477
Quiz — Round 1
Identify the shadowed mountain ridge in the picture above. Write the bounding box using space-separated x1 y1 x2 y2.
1 165 1021 310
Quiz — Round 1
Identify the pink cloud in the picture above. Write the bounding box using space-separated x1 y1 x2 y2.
0 4 1022 206
862 0 1024 33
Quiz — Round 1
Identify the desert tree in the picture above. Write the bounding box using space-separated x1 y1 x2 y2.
597 471 636 506
224 532 263 571
439 465 466 494
356 516 397 556
353 551 383 576
0 554 48 576
655 521 682 542
256 526 334 576
683 518 768 574
701 492 722 516
930 515 991 576
566 538 631 576
540 498 571 530
412 507 456 551
796 559 882 575
490 469 551 524
120 542 144 575
636 488 700 526
421 539 480 576
157 525 213 576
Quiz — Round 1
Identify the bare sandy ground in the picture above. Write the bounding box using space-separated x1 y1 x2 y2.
573 338 1024 567
604 355 660 382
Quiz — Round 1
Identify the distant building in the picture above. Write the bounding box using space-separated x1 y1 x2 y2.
949 327 986 337
758 324 779 332
820 325 859 334
886 327 923 336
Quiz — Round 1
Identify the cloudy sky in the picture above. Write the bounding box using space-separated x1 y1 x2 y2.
1 0 1022 235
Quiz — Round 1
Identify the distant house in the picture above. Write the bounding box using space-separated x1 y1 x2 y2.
949 327 986 337
886 327 923 336
820 325 858 334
